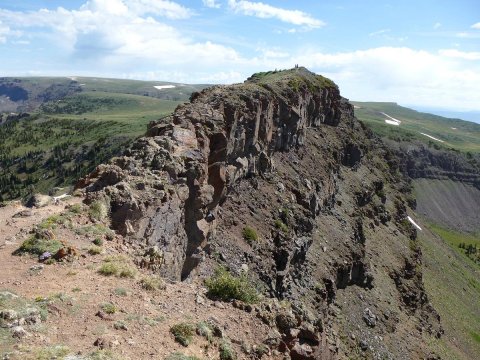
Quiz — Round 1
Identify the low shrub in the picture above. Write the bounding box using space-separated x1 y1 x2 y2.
140 276 166 291
242 226 258 244
92 237 104 246
205 267 258 303
196 321 213 342
113 288 128 296
165 353 201 360
88 201 109 221
219 340 236 360
68 204 83 214
100 302 116 314
98 257 136 278
274 219 288 233
15 235 63 256
170 322 195 346
88 245 103 255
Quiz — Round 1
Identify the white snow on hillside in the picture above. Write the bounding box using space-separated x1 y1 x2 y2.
420 133 444 143
381 112 401 126
407 216 422 231
154 85 176 90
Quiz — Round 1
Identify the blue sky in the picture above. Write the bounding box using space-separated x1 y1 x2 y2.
0 0 479 111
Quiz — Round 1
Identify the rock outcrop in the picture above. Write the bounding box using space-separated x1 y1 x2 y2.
80 68 442 359
81 68 351 281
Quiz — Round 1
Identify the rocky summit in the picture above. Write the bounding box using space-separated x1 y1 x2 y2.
75 67 443 359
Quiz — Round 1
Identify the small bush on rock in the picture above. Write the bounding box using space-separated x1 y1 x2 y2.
88 245 103 255
170 322 195 346
140 276 166 291
219 340 236 360
98 256 136 278
88 201 109 221
205 267 258 303
242 226 258 244
274 219 288 233
15 234 63 256
100 302 117 314
165 353 201 360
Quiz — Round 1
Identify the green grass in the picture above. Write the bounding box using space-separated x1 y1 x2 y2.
352 101 480 153
88 200 109 221
75 224 113 237
170 323 195 347
88 245 103 255
219 340 236 360
471 331 480 344
420 223 480 359
0 87 186 201
15 235 63 256
139 275 166 291
165 353 201 360
427 223 480 266
100 302 117 314
196 321 214 342
98 256 137 278
242 226 258 244
205 267 258 303
274 219 288 233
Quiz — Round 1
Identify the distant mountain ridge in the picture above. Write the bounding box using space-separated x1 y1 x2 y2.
352 101 480 153
0 76 209 114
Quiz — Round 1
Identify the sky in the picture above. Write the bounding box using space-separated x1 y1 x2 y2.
0 0 479 112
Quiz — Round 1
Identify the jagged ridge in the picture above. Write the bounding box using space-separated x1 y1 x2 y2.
79 68 443 359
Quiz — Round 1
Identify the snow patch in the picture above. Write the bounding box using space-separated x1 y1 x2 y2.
385 119 400 126
420 133 444 143
407 216 422 231
154 85 176 90
381 112 401 126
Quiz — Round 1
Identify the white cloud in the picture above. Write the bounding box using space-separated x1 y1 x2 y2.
0 2 479 111
284 47 480 111
456 31 480 39
471 22 480 29
439 49 480 60
228 0 324 29
203 0 221 9
369 29 390 37
433 22 441 29
81 0 193 19
0 1 236 65
0 20 9 43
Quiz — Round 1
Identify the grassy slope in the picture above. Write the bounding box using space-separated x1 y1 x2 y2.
41 91 182 136
0 76 208 103
77 77 208 101
352 102 480 153
0 91 182 200
419 223 480 359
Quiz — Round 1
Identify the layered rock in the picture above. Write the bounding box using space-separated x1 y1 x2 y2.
79 68 445 359
80 68 352 281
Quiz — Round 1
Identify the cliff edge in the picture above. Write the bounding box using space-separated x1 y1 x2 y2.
79 68 443 359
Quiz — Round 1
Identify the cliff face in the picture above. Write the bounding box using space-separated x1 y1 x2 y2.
80 68 442 359
81 68 351 280
385 141 480 189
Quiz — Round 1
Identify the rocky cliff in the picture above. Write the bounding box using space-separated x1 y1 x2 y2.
384 140 480 190
80 68 442 359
